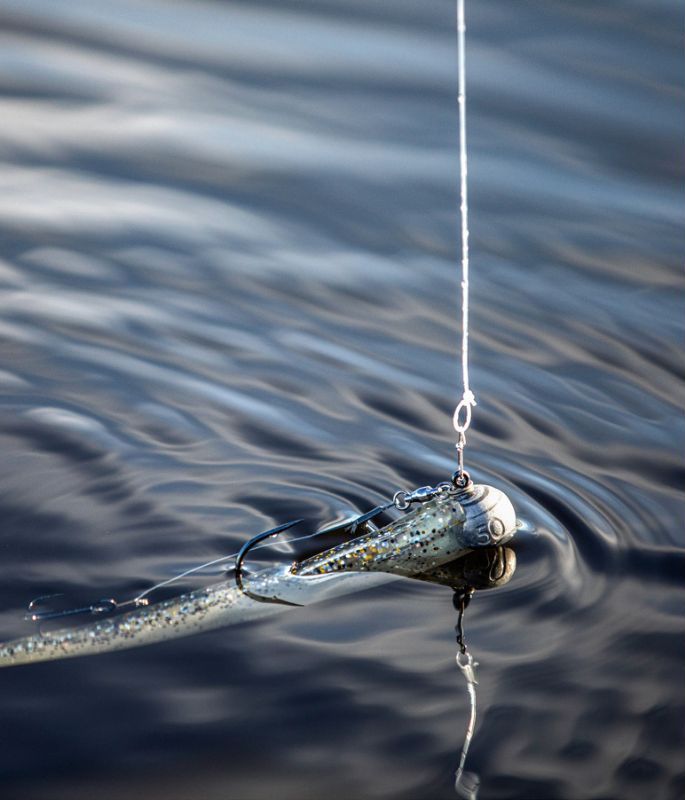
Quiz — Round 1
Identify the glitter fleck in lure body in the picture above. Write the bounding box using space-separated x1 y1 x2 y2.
0 483 515 667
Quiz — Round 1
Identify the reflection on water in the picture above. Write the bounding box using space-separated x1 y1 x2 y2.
443 547 517 800
0 0 682 798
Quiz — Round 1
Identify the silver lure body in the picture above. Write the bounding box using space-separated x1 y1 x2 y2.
0 483 515 667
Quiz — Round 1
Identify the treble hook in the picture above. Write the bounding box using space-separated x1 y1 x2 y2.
234 519 305 606
26 594 118 624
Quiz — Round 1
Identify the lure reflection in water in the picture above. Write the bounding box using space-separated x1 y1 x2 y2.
0 481 516 667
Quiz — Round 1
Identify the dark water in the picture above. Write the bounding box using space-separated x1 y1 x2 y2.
0 1 683 798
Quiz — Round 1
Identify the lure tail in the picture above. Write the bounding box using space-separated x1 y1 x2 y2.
0 568 391 668
0 580 276 668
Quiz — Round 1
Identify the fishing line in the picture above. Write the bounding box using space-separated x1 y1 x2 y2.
27 523 324 621
452 6 482 797
86 486 457 614
452 0 476 484
455 653 479 800
27 502 398 621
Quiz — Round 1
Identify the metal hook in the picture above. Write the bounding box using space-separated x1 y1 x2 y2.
234 519 305 606
26 593 118 623
453 587 474 655
234 505 393 604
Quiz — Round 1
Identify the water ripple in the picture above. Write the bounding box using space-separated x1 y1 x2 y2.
0 0 682 799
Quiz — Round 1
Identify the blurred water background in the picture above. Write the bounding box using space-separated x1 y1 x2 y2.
0 1 683 798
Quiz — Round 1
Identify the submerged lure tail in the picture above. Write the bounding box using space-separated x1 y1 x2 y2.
0 482 515 668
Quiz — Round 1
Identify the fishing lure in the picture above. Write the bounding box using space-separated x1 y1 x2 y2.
0 476 515 668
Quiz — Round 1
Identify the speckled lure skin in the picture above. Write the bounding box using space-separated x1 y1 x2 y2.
0 482 515 668
293 484 514 578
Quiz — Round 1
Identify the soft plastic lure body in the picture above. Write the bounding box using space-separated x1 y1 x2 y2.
0 483 515 667
294 483 514 578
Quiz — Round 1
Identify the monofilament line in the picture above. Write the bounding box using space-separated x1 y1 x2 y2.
452 0 476 474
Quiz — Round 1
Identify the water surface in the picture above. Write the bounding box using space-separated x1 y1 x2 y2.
0 1 683 798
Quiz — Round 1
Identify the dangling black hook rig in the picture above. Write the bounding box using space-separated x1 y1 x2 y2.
453 586 475 655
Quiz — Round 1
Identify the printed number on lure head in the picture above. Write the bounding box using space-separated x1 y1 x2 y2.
459 484 516 548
